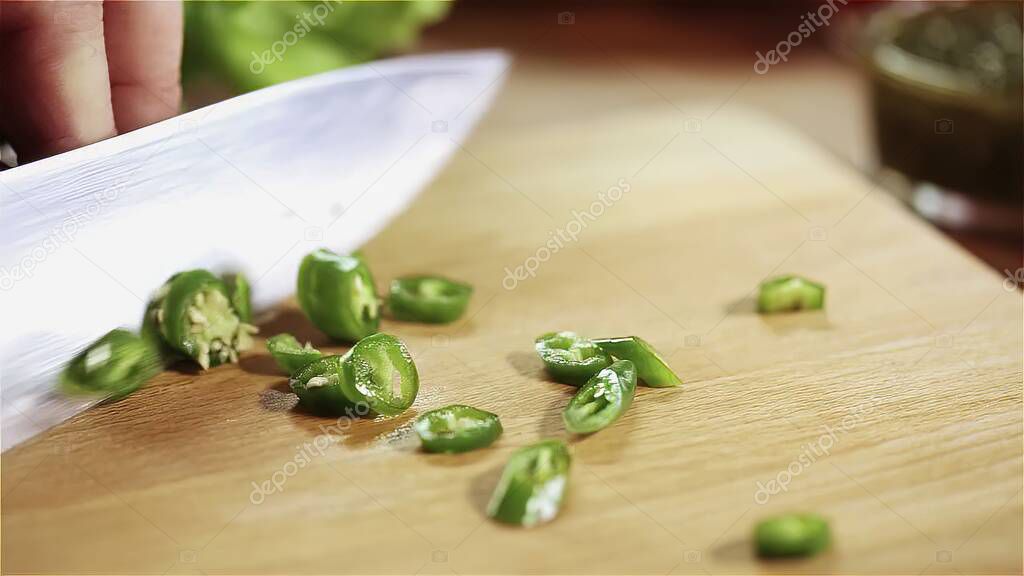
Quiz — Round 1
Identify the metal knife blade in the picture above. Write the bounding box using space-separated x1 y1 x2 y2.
0 50 510 450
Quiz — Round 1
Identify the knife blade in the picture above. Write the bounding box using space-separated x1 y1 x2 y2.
0 49 510 450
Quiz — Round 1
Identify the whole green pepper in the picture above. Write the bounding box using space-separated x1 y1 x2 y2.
755 513 831 557
563 359 636 434
534 331 612 385
289 355 355 416
413 404 502 453
297 249 379 342
224 272 253 323
757 275 825 313
487 439 571 527
340 333 419 416
60 329 162 400
388 275 473 324
592 336 682 388
266 333 322 376
145 269 257 369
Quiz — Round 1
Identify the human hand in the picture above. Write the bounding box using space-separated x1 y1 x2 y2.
0 1 182 163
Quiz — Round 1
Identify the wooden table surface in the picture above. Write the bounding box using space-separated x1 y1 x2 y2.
2 61 1022 575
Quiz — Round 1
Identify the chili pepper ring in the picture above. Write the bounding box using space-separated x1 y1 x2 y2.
297 249 380 342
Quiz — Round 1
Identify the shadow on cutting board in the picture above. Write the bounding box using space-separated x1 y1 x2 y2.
571 410 637 464
420 446 494 467
239 352 280 376
469 462 506 516
505 350 546 379
536 382 576 439
257 307 331 348
711 538 753 563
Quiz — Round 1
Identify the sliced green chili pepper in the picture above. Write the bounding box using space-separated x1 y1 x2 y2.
592 336 681 388
289 334 418 417
563 359 636 434
487 439 571 527
413 404 502 453
297 248 379 342
388 275 473 324
145 269 257 369
266 333 322 375
60 329 161 400
534 331 612 385
340 333 419 416
224 272 253 323
755 513 831 557
757 275 825 314
289 354 353 415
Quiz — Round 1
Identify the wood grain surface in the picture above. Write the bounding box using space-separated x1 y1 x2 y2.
2 69 1022 575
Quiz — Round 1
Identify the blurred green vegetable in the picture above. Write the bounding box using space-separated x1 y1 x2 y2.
183 1 451 94
60 329 161 401
755 513 831 558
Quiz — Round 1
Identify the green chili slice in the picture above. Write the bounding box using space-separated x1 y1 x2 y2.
224 272 253 323
413 404 502 453
339 333 419 416
755 513 831 557
534 331 612 385
266 333 322 376
592 336 681 388
297 248 380 342
289 354 354 416
145 269 257 369
563 359 636 434
60 329 161 400
487 439 571 527
757 275 825 313
388 275 473 324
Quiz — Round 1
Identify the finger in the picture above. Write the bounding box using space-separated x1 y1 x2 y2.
0 1 117 162
103 0 183 133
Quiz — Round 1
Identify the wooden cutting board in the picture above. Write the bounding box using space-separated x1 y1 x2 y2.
2 94 1021 575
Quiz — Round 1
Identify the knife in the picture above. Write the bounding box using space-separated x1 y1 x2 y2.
0 50 509 451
